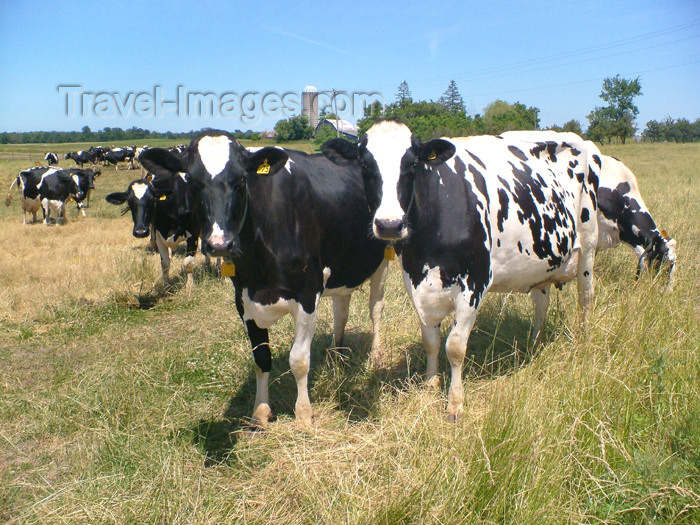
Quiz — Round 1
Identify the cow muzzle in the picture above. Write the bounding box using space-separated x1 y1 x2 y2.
373 216 407 241
133 226 150 238
205 231 240 258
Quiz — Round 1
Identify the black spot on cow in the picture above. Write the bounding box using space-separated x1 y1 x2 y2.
581 207 590 223
497 188 509 232
467 151 486 170
584 270 590 277
508 145 528 161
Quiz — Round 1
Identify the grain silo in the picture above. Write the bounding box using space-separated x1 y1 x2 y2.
302 85 319 128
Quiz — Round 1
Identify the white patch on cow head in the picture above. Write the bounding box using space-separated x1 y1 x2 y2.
365 120 413 227
198 135 232 178
208 222 226 246
132 182 149 200
178 172 187 182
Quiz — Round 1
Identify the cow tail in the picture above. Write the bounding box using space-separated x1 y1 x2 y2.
5 178 18 206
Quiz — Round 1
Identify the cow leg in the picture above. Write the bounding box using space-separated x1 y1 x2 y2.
331 294 351 349
421 322 442 389
42 199 50 225
154 232 171 286
245 320 273 428
368 259 389 366
289 300 319 427
444 297 478 422
183 235 198 293
529 284 551 344
577 249 596 326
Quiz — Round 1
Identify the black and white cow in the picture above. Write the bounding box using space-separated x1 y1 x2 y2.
323 119 602 421
61 167 100 215
105 174 202 290
65 150 98 168
44 152 59 166
37 168 85 225
5 166 56 223
139 130 389 427
501 131 677 287
104 147 135 170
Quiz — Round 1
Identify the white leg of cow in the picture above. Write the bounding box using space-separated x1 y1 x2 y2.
289 301 319 426
183 255 196 294
421 322 442 389
42 199 50 225
332 294 351 349
154 232 171 286
252 365 271 426
444 298 478 422
530 284 551 344
577 248 596 326
368 259 389 366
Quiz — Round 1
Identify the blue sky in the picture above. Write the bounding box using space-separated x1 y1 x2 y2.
1 0 698 134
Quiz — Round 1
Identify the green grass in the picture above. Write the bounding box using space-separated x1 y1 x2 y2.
0 141 698 524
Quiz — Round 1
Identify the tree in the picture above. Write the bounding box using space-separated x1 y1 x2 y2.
439 80 465 115
395 81 412 104
274 115 314 142
481 100 539 134
587 75 642 144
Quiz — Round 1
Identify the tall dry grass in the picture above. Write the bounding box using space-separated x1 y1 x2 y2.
0 141 698 524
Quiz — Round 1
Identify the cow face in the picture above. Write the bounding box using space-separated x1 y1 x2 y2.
106 180 160 238
140 131 288 258
639 231 677 284
323 119 455 241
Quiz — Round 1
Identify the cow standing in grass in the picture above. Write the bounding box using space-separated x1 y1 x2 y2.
6 166 56 223
501 130 677 287
323 119 602 421
140 131 389 428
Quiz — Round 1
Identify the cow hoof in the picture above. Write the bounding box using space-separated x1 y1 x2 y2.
446 413 460 424
425 375 442 390
251 404 272 428
295 407 314 428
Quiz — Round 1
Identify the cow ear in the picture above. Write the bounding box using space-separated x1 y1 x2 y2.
140 148 187 177
105 192 127 205
322 138 359 166
245 147 288 176
415 139 456 166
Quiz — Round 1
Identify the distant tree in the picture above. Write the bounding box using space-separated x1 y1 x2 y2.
587 75 642 144
482 100 539 134
439 80 465 115
274 115 314 142
395 81 412 104
561 119 583 135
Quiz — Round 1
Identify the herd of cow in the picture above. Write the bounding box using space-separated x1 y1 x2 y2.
6 122 677 427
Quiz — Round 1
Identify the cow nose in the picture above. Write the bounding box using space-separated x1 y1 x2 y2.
206 231 234 255
133 227 149 238
374 217 405 240
75 191 85 200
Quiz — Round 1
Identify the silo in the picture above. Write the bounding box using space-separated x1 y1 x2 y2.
302 85 319 129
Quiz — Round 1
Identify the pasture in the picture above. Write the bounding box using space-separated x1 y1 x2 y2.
1 140 698 524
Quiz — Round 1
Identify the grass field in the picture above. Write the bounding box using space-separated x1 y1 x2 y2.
1 140 698 524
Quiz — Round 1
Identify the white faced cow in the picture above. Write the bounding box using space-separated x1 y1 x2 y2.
501 131 677 287
140 131 389 427
323 119 602 421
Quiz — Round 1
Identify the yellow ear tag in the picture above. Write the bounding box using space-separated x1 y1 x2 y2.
660 229 669 239
384 245 396 261
220 262 236 277
428 150 437 161
158 195 167 201
257 158 271 175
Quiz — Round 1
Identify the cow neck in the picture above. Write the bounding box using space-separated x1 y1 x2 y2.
237 185 249 234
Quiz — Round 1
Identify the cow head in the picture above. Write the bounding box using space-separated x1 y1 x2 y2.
105 179 163 238
323 119 455 241
638 230 677 287
140 131 288 258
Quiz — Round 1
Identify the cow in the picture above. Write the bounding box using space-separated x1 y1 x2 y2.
323 119 602 421
500 131 677 287
5 166 57 223
37 169 85 225
105 174 202 290
104 147 135 170
61 167 100 215
139 130 389 428
65 150 98 168
44 152 59 166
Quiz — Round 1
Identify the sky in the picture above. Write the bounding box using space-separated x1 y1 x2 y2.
0 0 698 134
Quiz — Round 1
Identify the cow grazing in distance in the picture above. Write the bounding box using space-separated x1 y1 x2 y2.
5 166 57 223
65 150 97 168
323 119 602 421
105 174 201 290
37 169 85 225
500 130 677 287
44 152 59 166
104 147 135 170
140 130 389 428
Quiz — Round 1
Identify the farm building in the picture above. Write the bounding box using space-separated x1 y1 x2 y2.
315 118 358 140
